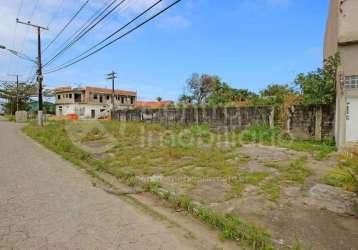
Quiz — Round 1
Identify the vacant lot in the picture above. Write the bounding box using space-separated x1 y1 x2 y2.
24 120 358 250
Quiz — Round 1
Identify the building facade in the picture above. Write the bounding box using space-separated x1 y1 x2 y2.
55 86 137 119
324 0 358 147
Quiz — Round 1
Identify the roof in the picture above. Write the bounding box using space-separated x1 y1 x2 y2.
85 87 136 96
54 86 136 96
54 87 75 93
135 100 174 108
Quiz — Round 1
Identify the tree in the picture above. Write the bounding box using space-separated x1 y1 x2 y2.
253 84 296 106
181 73 257 106
260 84 294 98
208 82 257 106
295 53 340 105
0 81 37 114
156 97 162 102
185 73 219 104
178 94 193 104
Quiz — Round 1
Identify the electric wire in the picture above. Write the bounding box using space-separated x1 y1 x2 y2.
45 0 180 74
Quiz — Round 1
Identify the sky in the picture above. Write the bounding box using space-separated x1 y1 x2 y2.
0 0 330 101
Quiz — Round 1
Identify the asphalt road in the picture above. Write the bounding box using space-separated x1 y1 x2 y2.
0 118 213 249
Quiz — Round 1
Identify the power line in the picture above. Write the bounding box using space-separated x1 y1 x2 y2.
43 0 90 52
17 0 24 17
7 0 25 75
44 0 119 65
44 0 127 67
45 0 180 74
51 0 114 54
46 0 65 27
14 0 41 74
29 0 40 19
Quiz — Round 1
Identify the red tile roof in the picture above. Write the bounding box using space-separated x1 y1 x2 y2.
54 87 75 93
135 100 174 108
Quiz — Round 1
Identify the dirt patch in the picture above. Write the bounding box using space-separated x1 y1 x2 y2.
190 181 232 204
237 144 306 163
58 121 357 249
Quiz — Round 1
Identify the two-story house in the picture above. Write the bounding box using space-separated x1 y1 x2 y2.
324 0 358 147
55 86 137 119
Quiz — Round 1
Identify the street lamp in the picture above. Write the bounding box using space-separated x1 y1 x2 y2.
0 45 36 63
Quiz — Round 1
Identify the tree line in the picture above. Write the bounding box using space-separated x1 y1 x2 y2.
0 81 55 115
179 53 340 107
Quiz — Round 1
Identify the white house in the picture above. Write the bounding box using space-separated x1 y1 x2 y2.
54 86 137 119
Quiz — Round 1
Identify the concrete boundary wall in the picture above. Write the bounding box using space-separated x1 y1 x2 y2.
112 104 335 140
287 104 335 140
112 106 274 131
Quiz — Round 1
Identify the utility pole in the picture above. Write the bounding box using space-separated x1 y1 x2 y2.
106 71 117 111
16 18 48 126
8 74 21 112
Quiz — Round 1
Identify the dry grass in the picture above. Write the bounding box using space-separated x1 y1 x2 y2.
325 150 358 193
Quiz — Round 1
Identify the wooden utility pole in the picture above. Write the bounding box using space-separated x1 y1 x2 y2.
106 71 117 111
16 18 48 126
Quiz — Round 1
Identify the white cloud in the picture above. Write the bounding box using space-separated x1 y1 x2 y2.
0 0 185 80
156 15 191 30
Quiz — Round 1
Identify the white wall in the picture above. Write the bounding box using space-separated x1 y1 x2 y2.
56 104 109 119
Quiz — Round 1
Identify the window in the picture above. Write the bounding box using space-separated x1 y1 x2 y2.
345 75 358 89
107 95 110 100
130 96 135 104
57 95 61 100
100 96 103 103
69 94 72 99
93 94 98 100
74 93 81 103
65 94 68 98
121 96 125 104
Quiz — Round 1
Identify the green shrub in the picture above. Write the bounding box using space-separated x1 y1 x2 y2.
325 153 358 193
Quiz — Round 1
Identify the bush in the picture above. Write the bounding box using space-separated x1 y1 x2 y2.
325 152 358 193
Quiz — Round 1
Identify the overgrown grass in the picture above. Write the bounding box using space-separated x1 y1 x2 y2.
23 121 277 250
80 127 106 142
241 124 335 160
101 121 248 179
286 140 335 161
261 157 311 201
4 114 15 122
325 151 358 193
22 121 91 167
145 181 275 250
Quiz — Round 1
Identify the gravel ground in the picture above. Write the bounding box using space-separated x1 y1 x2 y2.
0 119 220 250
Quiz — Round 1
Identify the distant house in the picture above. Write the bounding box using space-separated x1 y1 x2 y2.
54 86 137 119
325 0 358 147
135 100 174 109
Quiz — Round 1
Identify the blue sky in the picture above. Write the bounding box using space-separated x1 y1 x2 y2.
0 0 329 101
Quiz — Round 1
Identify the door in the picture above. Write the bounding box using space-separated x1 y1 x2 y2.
346 98 358 142
91 110 95 119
